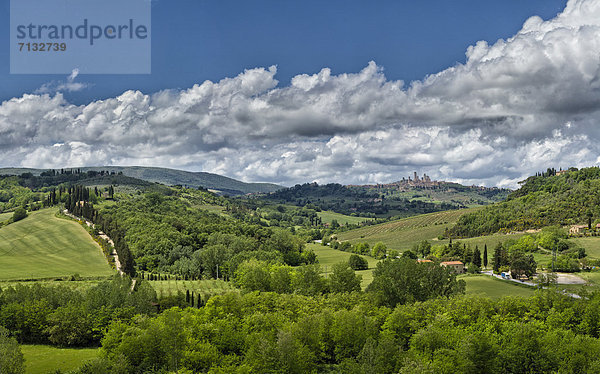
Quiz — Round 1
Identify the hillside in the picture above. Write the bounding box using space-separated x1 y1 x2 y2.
0 208 114 280
449 167 600 237
337 208 477 250
0 166 283 195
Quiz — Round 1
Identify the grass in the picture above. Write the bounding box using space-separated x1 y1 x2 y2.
21 344 99 374
309 243 378 289
570 237 600 259
337 208 479 251
317 211 374 225
460 274 536 299
0 211 12 222
0 208 115 281
148 278 237 300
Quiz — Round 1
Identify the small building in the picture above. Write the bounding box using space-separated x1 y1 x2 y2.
417 259 433 263
440 261 465 273
569 225 588 235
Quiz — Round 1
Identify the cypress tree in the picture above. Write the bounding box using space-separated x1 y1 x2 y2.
483 244 488 269
472 246 482 267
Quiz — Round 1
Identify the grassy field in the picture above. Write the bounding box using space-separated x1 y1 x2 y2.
570 237 600 259
149 278 237 300
0 208 114 280
317 211 375 225
337 208 479 251
460 274 536 299
21 345 99 374
0 211 12 222
309 243 378 289
554 270 600 294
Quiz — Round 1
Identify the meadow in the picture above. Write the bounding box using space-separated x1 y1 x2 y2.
21 345 99 374
317 210 375 225
460 273 536 299
0 211 12 222
0 208 114 280
309 243 378 289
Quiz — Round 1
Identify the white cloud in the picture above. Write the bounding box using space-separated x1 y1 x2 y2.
35 68 89 94
3 0 600 187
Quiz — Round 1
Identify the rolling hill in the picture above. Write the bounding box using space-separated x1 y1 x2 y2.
0 166 283 195
0 208 114 280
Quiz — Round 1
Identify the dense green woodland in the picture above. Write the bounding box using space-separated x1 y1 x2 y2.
450 167 600 237
58 292 600 373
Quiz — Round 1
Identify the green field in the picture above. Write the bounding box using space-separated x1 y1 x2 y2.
309 244 378 289
460 274 536 299
149 278 237 299
317 211 375 225
0 208 114 280
570 237 600 259
21 344 99 374
0 211 12 222
337 208 478 251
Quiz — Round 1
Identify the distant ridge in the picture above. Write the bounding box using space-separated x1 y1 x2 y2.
0 166 283 195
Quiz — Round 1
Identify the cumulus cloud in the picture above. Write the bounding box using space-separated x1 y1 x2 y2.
3 0 600 187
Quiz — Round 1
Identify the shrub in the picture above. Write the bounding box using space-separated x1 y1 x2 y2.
12 208 27 222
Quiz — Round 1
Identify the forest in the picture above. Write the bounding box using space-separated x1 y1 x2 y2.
449 167 600 237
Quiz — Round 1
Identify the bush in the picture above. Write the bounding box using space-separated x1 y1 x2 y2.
348 254 368 271
12 208 27 222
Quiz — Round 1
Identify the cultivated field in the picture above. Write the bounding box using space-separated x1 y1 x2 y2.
337 208 478 250
309 243 378 289
21 345 99 374
317 211 375 225
0 208 114 280
149 278 237 300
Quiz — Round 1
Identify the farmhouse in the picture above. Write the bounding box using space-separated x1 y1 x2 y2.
569 225 588 235
440 261 465 273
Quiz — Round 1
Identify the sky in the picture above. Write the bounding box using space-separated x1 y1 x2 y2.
4 0 600 188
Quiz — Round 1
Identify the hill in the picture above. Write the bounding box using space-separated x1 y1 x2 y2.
337 208 477 250
0 208 114 280
0 166 283 195
449 167 600 237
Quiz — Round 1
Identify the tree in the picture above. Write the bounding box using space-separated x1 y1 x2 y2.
348 254 368 271
329 262 361 293
472 246 482 267
414 240 431 258
12 207 27 222
292 265 327 296
234 259 272 292
483 244 488 269
366 258 465 307
509 252 537 280
492 243 508 273
0 326 25 374
371 242 387 259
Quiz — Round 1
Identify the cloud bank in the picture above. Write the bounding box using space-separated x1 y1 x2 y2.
3 0 600 188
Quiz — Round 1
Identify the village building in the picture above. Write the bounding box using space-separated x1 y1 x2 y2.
440 261 465 273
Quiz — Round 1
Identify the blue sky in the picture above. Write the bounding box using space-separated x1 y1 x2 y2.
3 0 600 188
1 0 566 103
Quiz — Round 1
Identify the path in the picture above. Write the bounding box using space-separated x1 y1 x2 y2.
63 209 124 276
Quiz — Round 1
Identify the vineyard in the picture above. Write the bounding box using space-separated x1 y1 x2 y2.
337 208 479 250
